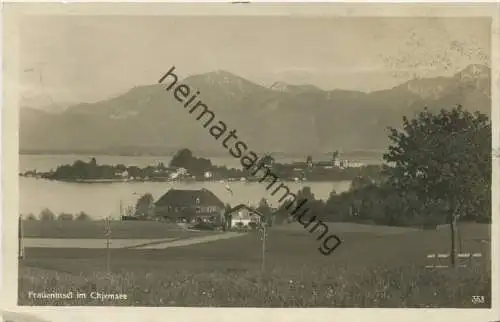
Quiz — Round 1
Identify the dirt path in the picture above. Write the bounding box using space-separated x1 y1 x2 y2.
22 238 178 249
22 232 246 249
131 232 246 249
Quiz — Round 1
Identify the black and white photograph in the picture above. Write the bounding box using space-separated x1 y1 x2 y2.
2 2 498 314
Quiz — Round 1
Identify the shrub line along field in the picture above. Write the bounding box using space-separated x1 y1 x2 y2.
19 222 491 307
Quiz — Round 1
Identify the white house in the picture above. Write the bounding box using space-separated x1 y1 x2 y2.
228 205 262 228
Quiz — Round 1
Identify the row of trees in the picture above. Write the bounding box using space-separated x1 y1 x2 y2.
22 209 91 221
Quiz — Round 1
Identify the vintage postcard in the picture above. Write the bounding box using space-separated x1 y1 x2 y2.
1 2 499 322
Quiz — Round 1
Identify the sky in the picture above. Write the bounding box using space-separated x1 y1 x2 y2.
19 15 491 108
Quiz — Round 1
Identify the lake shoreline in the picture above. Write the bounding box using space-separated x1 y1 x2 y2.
18 174 357 184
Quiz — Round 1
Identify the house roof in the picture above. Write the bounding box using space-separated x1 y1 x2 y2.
227 204 265 218
155 188 224 207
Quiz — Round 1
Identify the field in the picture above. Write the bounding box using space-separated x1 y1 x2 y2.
21 220 219 239
18 222 491 308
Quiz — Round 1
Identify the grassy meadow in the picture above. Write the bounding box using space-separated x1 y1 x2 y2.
18 222 491 308
21 219 220 239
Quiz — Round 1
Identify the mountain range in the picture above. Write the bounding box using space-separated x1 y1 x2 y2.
19 64 491 155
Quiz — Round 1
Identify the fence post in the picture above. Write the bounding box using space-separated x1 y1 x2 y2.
262 223 266 273
19 215 24 260
104 216 112 275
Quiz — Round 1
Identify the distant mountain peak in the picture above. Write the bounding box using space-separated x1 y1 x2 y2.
212 69 236 76
197 69 244 81
270 81 291 92
185 69 255 89
269 81 323 93
455 64 490 80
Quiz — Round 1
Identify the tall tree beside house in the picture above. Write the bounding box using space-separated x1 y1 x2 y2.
257 198 273 227
135 193 155 219
383 105 491 267
223 203 232 231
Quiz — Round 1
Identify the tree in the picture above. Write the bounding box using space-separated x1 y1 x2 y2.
257 198 271 213
127 166 142 179
350 176 374 191
223 203 232 230
170 148 194 168
259 154 275 168
257 198 273 227
39 208 55 221
76 211 91 221
383 106 491 266
157 162 167 171
297 186 315 203
25 213 37 221
135 193 155 219
57 213 74 221
169 148 212 176
71 160 88 179
124 206 135 217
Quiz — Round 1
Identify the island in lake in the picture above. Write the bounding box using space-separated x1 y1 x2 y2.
19 148 383 183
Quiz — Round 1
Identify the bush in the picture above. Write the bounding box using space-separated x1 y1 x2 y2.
75 211 91 221
39 208 55 221
57 213 74 221
24 213 37 221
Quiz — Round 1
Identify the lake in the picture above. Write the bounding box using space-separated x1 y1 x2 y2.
19 154 354 220
19 176 351 220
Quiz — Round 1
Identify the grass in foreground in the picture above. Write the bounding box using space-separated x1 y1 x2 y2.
18 224 491 308
19 263 491 308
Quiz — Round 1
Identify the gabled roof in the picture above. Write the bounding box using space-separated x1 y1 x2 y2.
226 204 265 218
155 188 224 207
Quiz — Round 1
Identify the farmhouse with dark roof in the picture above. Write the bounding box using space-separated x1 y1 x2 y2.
154 188 225 223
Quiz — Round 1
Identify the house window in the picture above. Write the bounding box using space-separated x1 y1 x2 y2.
195 198 200 205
